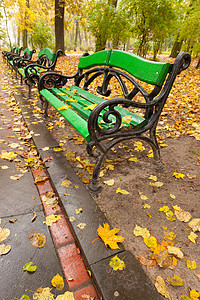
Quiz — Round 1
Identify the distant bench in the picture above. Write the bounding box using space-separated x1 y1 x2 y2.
38 49 191 191
16 48 63 97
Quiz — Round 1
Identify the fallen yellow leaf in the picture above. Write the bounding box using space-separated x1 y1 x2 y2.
188 232 198 243
104 179 115 186
173 172 185 179
133 225 150 238
167 246 184 259
43 214 62 226
97 223 124 249
189 218 200 232
116 188 129 195
143 236 157 249
155 276 171 300
51 273 64 290
167 274 184 286
0 227 10 242
29 232 46 248
109 255 125 271
0 244 11 255
186 259 196 270
0 151 17 161
77 223 87 229
174 208 192 222
56 291 75 300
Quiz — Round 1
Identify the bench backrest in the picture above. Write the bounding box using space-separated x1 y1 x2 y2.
15 46 23 55
38 48 56 63
78 49 171 86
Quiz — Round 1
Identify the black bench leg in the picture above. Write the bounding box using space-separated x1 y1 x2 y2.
20 75 23 85
89 153 106 192
149 128 163 170
44 101 49 118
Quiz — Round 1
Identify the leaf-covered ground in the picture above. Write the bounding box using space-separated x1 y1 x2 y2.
2 53 200 300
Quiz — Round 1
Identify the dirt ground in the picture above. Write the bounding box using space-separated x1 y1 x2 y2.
3 53 200 300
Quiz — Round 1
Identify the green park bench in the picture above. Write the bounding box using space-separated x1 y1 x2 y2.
4 46 23 67
38 49 191 191
16 48 63 97
2 46 16 62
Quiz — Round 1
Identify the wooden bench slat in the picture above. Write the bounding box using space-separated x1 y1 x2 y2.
68 85 147 129
40 89 91 141
78 50 171 86
51 88 115 130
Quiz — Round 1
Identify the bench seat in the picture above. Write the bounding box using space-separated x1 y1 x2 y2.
40 85 147 142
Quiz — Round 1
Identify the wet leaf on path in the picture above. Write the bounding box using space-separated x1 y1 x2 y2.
0 244 11 255
23 262 37 272
110 255 125 271
51 273 64 290
97 223 124 249
29 232 46 248
43 214 62 226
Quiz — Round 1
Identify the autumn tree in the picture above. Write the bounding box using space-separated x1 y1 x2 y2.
83 0 131 52
121 0 175 58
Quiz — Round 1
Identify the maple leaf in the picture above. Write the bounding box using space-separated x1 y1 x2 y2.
0 151 17 161
97 223 124 249
190 289 199 300
109 255 125 271
51 273 64 290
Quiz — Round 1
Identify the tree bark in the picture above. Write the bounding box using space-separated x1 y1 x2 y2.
55 0 65 53
170 33 183 58
3 6 12 47
196 57 200 69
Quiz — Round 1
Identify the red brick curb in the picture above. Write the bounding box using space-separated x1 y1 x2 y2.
31 168 100 299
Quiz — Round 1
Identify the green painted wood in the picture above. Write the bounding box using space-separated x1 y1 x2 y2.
78 50 170 86
23 48 31 57
51 88 115 130
78 50 112 69
40 89 90 141
69 85 147 129
38 48 56 62
108 50 170 86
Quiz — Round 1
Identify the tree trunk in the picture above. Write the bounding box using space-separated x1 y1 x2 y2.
55 0 65 53
74 19 79 51
95 35 107 52
196 57 200 69
22 0 29 48
3 7 12 47
170 33 183 58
